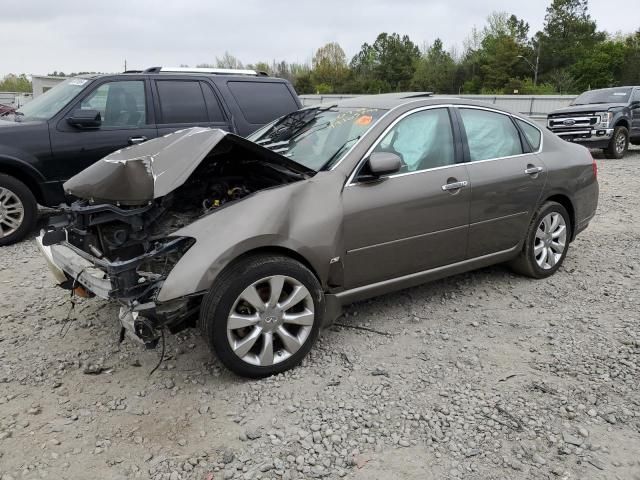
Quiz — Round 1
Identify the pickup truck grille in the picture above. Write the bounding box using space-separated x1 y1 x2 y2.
547 115 599 131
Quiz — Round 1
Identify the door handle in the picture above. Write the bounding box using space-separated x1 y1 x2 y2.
441 180 468 191
524 166 543 175
128 136 148 145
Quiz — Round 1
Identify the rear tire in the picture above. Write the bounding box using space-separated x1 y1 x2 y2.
0 174 37 246
604 126 628 159
509 201 572 279
199 254 323 378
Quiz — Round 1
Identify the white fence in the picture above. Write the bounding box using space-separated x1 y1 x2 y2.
299 94 576 117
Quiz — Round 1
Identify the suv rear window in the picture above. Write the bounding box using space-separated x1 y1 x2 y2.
227 81 298 124
156 80 208 124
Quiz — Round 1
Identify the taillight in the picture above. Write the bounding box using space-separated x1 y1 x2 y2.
592 154 598 179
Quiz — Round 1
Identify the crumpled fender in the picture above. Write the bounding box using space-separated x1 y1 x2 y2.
156 171 345 302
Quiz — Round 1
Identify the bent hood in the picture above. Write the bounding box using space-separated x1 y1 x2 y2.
63 127 314 204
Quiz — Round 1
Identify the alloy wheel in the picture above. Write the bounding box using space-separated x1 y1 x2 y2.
226 275 315 366
0 187 25 238
615 132 626 154
533 212 567 270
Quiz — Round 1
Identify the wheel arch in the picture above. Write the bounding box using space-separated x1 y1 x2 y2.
0 157 45 204
543 193 576 241
614 118 630 130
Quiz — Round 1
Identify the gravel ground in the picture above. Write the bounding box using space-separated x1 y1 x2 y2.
1 148 639 480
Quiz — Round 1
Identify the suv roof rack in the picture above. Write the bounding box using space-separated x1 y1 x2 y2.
143 66 269 76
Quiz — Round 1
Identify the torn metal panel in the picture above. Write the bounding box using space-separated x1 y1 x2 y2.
62 127 313 204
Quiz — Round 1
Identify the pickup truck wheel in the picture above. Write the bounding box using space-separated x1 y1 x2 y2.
199 254 323 378
0 174 37 246
604 126 629 159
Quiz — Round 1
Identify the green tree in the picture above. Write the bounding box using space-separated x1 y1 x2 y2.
213 52 244 69
571 39 626 89
0 74 32 93
351 33 420 92
411 39 456 93
620 29 640 85
311 42 348 93
538 0 605 78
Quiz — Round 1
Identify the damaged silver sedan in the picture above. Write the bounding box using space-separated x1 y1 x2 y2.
38 94 598 377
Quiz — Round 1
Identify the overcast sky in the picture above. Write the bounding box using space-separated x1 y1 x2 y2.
0 0 635 77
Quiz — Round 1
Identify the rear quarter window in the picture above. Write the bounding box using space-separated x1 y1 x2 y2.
227 81 298 124
515 118 542 151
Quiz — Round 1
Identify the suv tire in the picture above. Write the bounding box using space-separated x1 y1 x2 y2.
604 126 629 159
0 174 37 246
509 201 572 279
199 254 324 378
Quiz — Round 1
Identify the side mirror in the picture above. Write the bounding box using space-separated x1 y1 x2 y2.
367 152 402 177
67 109 101 129
630 100 640 109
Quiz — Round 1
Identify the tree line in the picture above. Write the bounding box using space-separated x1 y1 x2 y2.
1 0 638 96
214 0 640 95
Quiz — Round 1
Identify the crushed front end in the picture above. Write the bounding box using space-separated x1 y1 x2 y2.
36 127 311 348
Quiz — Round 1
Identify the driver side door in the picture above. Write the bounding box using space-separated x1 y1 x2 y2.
49 79 158 182
341 107 470 289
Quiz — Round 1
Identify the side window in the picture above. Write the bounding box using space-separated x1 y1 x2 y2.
372 108 455 172
156 80 208 124
459 109 523 161
633 89 640 102
515 118 542 151
80 81 146 127
227 81 299 124
200 82 225 122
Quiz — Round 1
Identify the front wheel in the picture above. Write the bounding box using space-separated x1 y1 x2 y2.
604 126 628 159
199 254 323 378
509 201 572 279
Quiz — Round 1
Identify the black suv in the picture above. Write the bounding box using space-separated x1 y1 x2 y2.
0 67 301 245
547 86 640 159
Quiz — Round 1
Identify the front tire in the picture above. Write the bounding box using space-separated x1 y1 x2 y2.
604 126 628 159
509 201 572 279
199 254 323 378
0 174 37 246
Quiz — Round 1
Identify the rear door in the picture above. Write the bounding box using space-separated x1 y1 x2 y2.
152 79 230 137
224 80 301 136
456 107 547 258
342 107 470 288
49 78 158 181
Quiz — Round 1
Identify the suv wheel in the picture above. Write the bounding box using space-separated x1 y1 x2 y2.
0 174 37 246
509 201 572 279
604 126 628 159
199 254 323 378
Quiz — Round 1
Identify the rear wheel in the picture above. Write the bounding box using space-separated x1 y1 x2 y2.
509 201 571 279
0 174 37 246
199 254 323 378
604 126 628 159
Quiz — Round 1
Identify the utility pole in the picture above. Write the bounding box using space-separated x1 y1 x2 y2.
534 41 540 87
124 59 127 72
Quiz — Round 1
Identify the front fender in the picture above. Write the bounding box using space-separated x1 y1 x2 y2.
156 172 344 303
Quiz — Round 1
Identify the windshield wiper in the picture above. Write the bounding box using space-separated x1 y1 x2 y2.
257 104 337 144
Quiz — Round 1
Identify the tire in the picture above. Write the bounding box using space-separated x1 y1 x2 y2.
0 174 37 246
604 126 629 159
199 254 324 378
509 201 572 279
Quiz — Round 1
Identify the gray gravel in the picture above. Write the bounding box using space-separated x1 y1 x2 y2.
1 148 639 480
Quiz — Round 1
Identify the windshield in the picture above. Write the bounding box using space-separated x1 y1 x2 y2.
16 77 90 121
573 87 632 105
248 106 387 171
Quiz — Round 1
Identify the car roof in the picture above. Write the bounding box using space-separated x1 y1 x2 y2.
334 93 527 117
